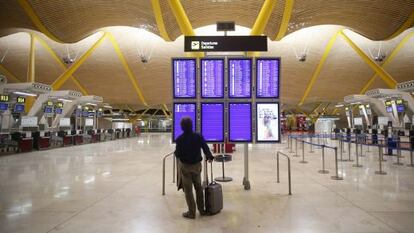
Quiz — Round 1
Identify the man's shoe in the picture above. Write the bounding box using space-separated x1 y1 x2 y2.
200 210 209 216
182 211 195 219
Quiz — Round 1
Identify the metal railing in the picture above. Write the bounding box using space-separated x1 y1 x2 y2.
162 151 175 195
276 151 292 195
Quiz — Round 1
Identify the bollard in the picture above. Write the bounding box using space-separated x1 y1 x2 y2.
353 140 363 167
375 145 387 175
331 147 343 180
408 149 414 167
318 145 329 174
300 140 308 163
309 136 314 153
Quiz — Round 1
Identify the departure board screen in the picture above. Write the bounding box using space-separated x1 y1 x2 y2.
173 103 196 141
228 58 252 98
201 103 224 142
256 103 280 142
201 58 224 98
0 103 8 111
173 58 196 98
229 103 252 142
13 104 25 113
256 58 280 98
44 107 53 114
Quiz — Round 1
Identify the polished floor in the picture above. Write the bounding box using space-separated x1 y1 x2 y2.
1 133 414 233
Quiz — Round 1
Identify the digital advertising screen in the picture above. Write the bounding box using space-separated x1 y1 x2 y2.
228 58 252 98
256 103 280 142
201 103 224 142
229 103 252 142
13 104 25 113
173 58 196 98
173 103 196 141
0 103 8 111
256 58 280 98
201 58 224 98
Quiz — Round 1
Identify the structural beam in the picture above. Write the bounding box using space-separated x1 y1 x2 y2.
340 31 397 89
107 33 148 106
274 0 295 40
52 32 108 90
162 104 171 117
299 30 342 106
360 31 414 94
138 108 151 119
0 64 21 83
27 33 35 82
151 109 160 117
17 0 63 42
250 0 278 36
151 0 171 41
34 34 89 95
167 0 194 36
387 11 414 40
161 108 170 118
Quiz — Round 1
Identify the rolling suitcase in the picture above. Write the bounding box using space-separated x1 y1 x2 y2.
205 161 223 215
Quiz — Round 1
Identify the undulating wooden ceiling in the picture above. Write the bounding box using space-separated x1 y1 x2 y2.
0 0 413 114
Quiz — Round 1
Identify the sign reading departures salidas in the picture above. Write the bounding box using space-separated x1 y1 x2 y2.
185 36 268 52
172 56 280 143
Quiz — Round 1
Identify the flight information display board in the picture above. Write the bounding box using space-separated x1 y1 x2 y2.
201 103 224 142
229 103 252 142
201 58 224 98
228 58 252 98
44 106 53 113
173 103 197 141
0 103 8 111
173 58 196 98
256 103 280 142
14 104 25 113
256 58 280 98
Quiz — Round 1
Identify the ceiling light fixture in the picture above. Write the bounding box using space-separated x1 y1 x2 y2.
13 91 37 97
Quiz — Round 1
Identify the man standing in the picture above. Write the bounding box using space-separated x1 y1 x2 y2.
175 117 214 219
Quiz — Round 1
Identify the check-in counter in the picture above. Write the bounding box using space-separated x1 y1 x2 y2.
19 137 33 153
38 136 50 150
74 135 83 145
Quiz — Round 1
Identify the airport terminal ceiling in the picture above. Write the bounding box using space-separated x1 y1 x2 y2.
0 0 414 114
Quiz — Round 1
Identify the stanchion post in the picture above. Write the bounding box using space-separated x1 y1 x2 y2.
353 139 363 167
319 145 329 174
173 155 176 183
348 140 354 162
408 149 414 167
375 145 387 175
277 153 280 183
394 140 404 165
310 136 314 153
300 140 308 163
294 138 299 157
331 147 343 180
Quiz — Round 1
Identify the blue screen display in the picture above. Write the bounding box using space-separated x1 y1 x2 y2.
201 103 224 142
173 59 196 98
82 111 89 117
397 105 405 113
386 106 392 113
229 103 252 142
14 104 25 113
44 107 53 113
201 59 224 98
256 58 280 98
0 103 9 111
55 108 63 114
173 103 196 141
228 59 251 98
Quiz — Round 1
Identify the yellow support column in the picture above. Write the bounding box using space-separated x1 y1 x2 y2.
151 0 171 41
340 31 397 88
106 33 148 106
34 34 89 95
274 0 294 40
52 32 108 90
359 31 414 94
299 30 342 106
26 33 36 113
0 64 21 83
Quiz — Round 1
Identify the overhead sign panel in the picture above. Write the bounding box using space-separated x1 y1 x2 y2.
185 36 267 52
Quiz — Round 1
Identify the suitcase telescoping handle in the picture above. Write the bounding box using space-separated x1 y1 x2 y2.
205 157 215 184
